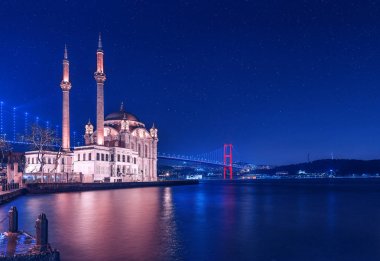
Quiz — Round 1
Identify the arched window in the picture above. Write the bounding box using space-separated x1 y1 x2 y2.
145 145 148 158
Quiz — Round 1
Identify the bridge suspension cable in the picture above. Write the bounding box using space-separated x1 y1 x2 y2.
0 99 82 146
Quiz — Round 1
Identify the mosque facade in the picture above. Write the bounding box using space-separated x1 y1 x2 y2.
24 35 158 182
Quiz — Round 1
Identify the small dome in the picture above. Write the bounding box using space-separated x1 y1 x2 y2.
86 119 93 127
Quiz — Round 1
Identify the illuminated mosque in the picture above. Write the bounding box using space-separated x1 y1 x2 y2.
25 35 158 182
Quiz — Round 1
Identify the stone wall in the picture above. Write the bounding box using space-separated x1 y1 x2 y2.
0 189 26 205
0 250 60 261
26 180 199 194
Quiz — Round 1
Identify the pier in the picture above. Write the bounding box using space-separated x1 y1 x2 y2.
0 207 60 260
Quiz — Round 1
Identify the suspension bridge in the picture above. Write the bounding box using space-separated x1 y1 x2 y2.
158 144 242 172
0 100 243 178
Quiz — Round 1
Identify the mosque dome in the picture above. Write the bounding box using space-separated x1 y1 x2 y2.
104 102 139 122
105 111 139 121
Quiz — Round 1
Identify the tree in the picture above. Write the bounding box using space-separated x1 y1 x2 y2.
0 138 12 169
24 124 62 175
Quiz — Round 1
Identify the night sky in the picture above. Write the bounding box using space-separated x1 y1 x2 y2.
1 0 380 164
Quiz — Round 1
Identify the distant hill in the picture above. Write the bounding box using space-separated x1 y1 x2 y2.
269 159 380 176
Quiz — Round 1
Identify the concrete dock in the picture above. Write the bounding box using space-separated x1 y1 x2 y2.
25 180 199 194
0 190 26 205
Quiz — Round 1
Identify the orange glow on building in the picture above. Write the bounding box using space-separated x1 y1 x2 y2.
97 51 104 73
60 45 72 151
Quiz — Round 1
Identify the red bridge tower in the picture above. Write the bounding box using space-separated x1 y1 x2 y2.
223 144 233 180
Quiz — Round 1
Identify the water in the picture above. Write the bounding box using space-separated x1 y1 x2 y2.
0 180 380 261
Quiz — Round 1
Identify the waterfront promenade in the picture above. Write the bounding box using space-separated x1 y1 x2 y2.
25 180 199 194
0 180 199 205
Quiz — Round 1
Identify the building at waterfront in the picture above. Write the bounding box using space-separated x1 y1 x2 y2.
25 35 158 182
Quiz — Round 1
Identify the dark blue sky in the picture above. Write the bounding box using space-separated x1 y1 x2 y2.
1 0 380 164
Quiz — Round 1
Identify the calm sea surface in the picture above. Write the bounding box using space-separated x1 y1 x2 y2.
1 180 380 261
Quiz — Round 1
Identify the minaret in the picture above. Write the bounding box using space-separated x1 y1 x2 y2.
150 123 158 181
94 33 106 145
60 45 72 151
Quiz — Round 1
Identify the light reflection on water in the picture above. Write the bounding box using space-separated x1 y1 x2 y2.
0 188 182 261
0 181 380 260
